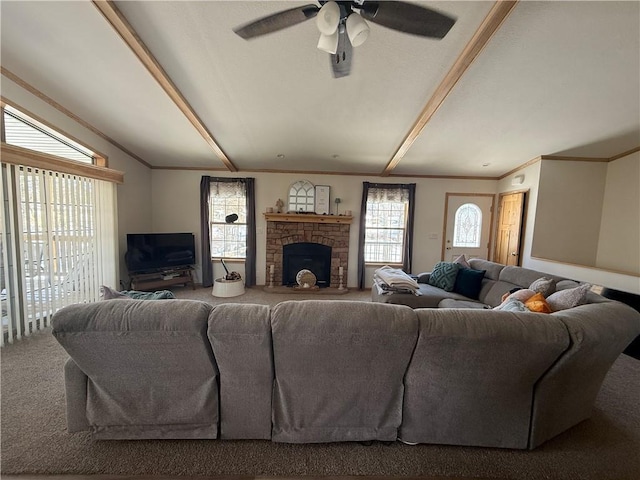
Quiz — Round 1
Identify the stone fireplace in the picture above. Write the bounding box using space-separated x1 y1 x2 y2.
265 213 352 288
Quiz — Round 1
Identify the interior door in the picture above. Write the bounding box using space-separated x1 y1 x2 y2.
494 191 526 266
443 194 495 261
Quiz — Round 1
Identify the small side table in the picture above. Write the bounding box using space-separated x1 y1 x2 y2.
212 278 245 297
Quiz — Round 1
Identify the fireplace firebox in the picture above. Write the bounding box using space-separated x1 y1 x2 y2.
283 242 332 287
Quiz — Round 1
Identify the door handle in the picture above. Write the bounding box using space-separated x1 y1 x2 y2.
511 252 517 256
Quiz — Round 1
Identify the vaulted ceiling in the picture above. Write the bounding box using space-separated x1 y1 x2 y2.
2 1 638 178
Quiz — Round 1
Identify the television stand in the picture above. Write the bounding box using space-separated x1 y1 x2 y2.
129 267 195 291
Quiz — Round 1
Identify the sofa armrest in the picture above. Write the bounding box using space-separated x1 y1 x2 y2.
416 272 431 284
529 300 640 448
64 357 90 433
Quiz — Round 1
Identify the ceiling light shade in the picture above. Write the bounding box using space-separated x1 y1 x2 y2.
316 1 341 35
317 30 339 54
346 13 369 47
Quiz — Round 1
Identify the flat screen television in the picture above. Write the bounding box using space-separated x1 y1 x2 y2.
125 233 196 273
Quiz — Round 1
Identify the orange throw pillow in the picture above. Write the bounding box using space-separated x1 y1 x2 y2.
525 292 552 313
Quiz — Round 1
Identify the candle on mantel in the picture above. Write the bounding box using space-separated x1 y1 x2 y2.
270 264 275 274
339 266 344 275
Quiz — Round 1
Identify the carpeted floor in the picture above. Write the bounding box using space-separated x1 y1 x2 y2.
2 287 640 479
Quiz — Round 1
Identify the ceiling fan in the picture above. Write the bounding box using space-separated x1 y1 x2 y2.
233 1 456 78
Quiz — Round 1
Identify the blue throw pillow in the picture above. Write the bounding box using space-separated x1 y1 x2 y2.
453 267 486 300
428 262 460 292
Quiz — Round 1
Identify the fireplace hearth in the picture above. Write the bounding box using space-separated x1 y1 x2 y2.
283 242 331 287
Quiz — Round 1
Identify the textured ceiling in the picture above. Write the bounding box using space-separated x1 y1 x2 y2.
1 1 638 177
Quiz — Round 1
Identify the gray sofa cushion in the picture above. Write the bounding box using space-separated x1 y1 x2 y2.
271 300 418 443
469 258 505 281
400 308 570 449
481 280 522 307
52 299 218 439
530 301 640 448
208 303 272 439
499 265 565 289
372 282 472 308
438 298 489 309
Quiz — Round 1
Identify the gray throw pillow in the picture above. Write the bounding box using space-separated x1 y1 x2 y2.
453 254 471 269
100 285 132 300
427 262 460 292
546 283 591 311
529 277 557 297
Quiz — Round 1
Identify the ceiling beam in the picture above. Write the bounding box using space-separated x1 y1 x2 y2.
380 0 519 176
92 0 237 172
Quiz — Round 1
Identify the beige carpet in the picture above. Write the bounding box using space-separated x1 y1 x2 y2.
2 288 640 479
172 284 372 305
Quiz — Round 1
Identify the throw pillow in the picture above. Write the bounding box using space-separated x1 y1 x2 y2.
494 298 528 312
100 285 132 300
546 283 591 311
428 262 460 292
453 267 486 299
524 292 552 313
529 277 557 297
509 288 537 303
453 254 471 269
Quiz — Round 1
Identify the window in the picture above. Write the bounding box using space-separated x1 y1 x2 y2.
288 180 315 212
208 180 247 258
453 203 482 248
364 188 410 264
3 106 95 164
1 105 117 346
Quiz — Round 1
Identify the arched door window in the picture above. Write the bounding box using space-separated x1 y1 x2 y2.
453 203 482 248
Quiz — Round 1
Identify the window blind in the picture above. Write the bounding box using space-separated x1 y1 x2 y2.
0 162 117 345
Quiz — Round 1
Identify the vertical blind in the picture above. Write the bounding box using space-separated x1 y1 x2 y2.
0 162 117 346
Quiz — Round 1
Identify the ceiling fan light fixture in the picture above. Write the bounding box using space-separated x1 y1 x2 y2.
316 1 341 35
346 12 369 47
317 30 339 54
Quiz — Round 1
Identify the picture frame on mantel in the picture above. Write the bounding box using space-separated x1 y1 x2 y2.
315 185 330 215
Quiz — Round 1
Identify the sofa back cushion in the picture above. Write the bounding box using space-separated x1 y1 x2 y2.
401 308 569 449
207 303 272 439
468 258 505 281
270 300 418 443
499 266 567 290
52 299 218 439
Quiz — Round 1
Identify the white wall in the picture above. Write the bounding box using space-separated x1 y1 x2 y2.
532 160 607 266
1 75 153 286
150 170 498 287
597 151 640 273
499 159 640 295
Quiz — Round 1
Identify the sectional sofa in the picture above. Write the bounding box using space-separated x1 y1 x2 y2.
371 258 582 309
52 290 640 449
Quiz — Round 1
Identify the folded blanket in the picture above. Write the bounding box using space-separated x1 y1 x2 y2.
374 266 419 290
374 278 421 296
373 266 420 297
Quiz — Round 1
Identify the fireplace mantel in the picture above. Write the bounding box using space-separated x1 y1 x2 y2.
264 213 353 224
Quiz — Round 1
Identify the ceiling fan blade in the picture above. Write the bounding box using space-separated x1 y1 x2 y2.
359 1 456 39
234 4 320 39
330 27 353 78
